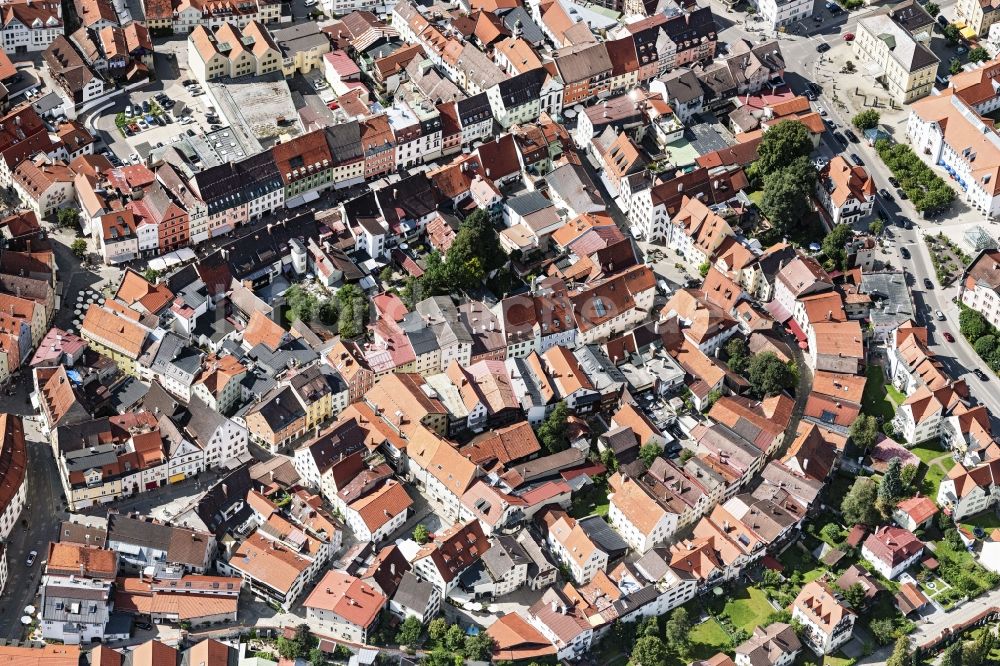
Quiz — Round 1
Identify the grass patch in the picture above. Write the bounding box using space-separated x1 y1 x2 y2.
747 190 764 207
686 618 730 659
920 463 950 498
862 364 899 421
959 510 1000 534
909 440 946 465
569 480 609 518
778 545 826 583
720 587 775 633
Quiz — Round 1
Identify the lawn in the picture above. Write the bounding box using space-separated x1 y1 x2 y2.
920 457 955 497
685 618 730 660
569 481 609 518
959 510 1000 534
862 364 903 421
721 587 775 632
910 439 947 465
779 545 826 583
747 190 764 207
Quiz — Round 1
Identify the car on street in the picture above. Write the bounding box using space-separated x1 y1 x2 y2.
879 188 893 201
897 188 908 200
808 82 822 94
944 331 955 342
850 153 864 166
182 79 196 85
844 129 859 143
816 106 827 116
957 45 968 55
936 310 946 321
844 32 855 40
938 14 948 26
135 621 153 631
924 278 934 289
900 247 910 259
805 90 817 100
817 42 831 52
974 368 989 381
26 550 36 566
833 131 848 145
888 176 900 187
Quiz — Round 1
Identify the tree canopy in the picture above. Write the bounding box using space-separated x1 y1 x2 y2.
852 110 880 131
752 120 814 178
746 352 795 397
841 476 880 526
849 414 879 452
759 156 817 240
538 402 570 453
875 140 955 214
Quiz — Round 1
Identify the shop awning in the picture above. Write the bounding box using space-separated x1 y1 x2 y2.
786 318 808 348
961 26 978 39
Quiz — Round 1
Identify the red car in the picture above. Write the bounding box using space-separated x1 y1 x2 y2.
844 32 855 41
943 331 955 342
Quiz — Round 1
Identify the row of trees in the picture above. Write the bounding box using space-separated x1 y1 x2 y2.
840 457 919 526
751 121 818 244
414 618 495 665
875 139 955 214
401 210 506 307
284 283 369 339
959 306 1000 373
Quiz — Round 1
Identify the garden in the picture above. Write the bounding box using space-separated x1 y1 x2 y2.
924 232 972 286
862 364 905 422
874 140 955 215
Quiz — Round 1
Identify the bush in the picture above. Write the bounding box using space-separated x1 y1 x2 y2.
853 110 880 131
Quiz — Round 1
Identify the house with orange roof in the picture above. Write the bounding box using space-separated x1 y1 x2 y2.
80 303 151 375
406 425 481 519
665 195 735 277
887 321 950 396
670 338 726 410
891 381 967 445
663 288 740 354
40 540 118 643
411 519 490 595
304 570 386 643
12 154 74 221
241 309 288 352
959 248 1000 330
192 354 246 414
223 525 326 610
861 525 924 580
545 514 608 584
938 458 1000 519
807 320 864 374
792 580 855 655
608 472 678 552
817 156 876 225
97 209 138 265
342 479 412 543
893 495 938 532
114 268 174 316
487 612 558 661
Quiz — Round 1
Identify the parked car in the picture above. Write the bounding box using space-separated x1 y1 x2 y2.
937 14 948 26
974 368 989 381
843 32 855 41
888 176 900 187
957 45 968 55
26 550 37 566
900 247 910 259
924 278 934 289
897 188 908 200
943 331 955 342
936 310 946 321
850 153 864 166
141 100 150 112
125 104 133 116
808 82 822 94
879 188 893 201
816 106 827 116
833 131 848 145
844 129 859 143
135 621 153 631
817 42 831 52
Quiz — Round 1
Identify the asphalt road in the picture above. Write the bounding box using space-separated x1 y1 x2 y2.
0 416 66 639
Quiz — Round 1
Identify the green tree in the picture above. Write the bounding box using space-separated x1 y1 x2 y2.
852 109 881 131
822 223 854 270
379 266 394 284
886 636 912 666
725 336 750 375
309 647 325 666
870 219 885 237
940 642 963 666
285 285 318 323
752 120 815 179
960 307 993 341
974 334 997 358
746 352 795 397
879 458 903 507
428 618 448 645
639 443 660 469
849 414 879 452
336 284 367 339
396 616 423 646
679 449 694 464
448 209 505 275
759 156 817 238
943 23 961 45
950 57 962 75
443 625 464 653
600 446 618 472
968 46 989 63
964 629 996 664
631 635 667 666
293 624 316 658
925 1 939 15
142 268 162 283
463 633 495 661
412 524 429 544
841 476 880 526
663 607 691 655
317 298 339 325
698 261 711 278
842 582 868 608
537 402 570 454
71 238 88 259
277 637 297 659
424 647 462 666
56 207 80 230
901 463 919 491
